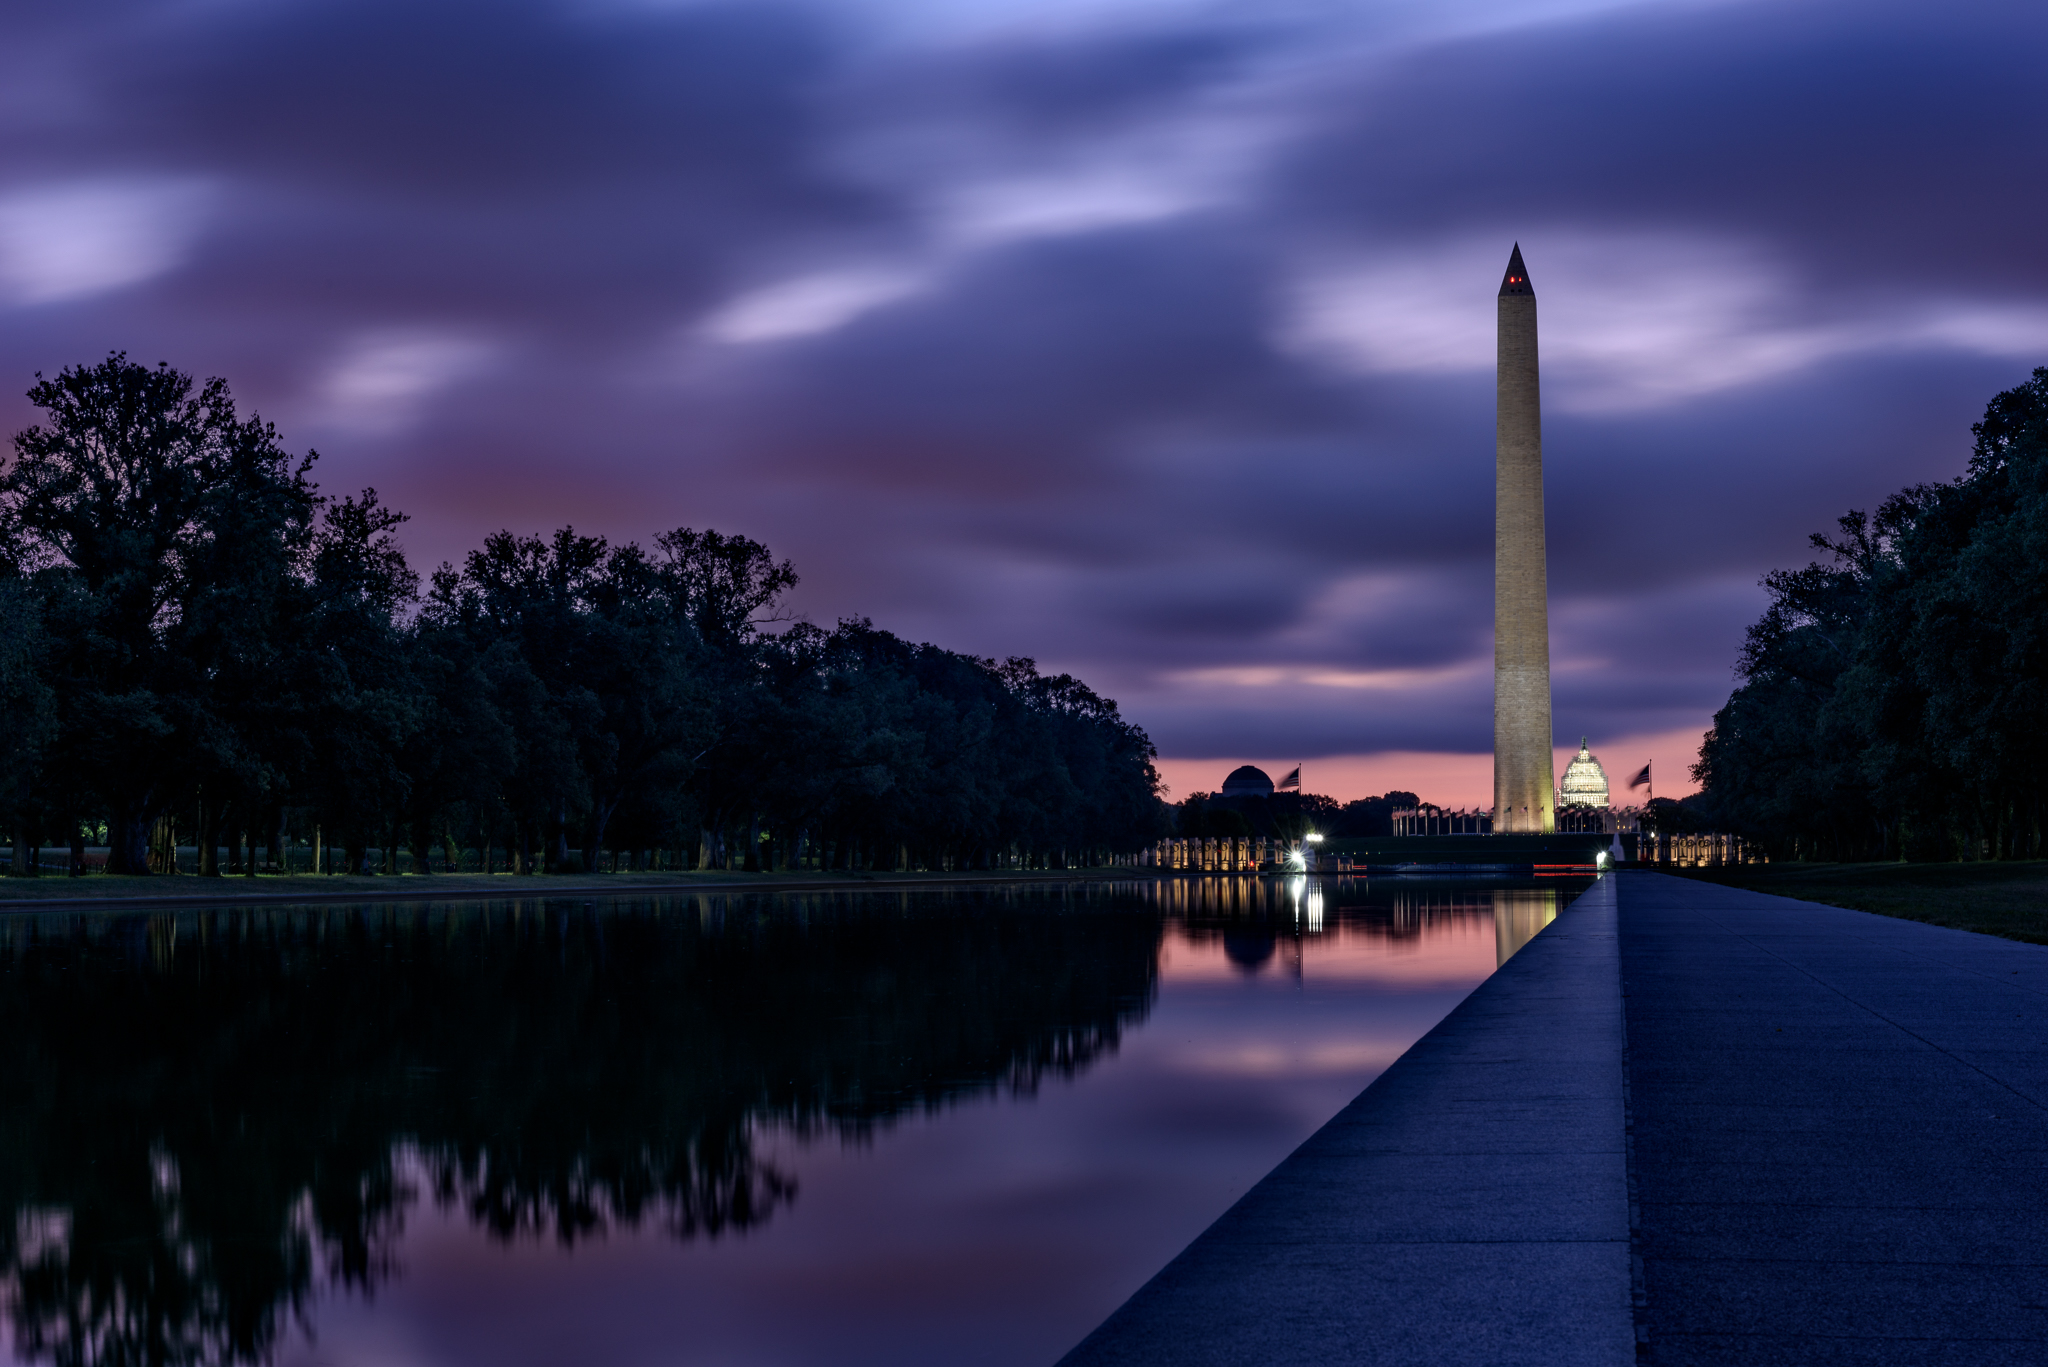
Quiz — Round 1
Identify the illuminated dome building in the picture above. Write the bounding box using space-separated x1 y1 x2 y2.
1219 766 1276 799
1558 738 1610 808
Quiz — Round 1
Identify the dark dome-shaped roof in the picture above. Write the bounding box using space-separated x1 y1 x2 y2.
1219 765 1274 798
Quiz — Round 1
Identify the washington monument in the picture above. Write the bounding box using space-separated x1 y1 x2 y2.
1494 244 1555 834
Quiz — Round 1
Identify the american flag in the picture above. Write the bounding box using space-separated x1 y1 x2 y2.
1277 765 1301 790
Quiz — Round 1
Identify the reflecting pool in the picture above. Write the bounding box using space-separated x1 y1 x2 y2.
0 875 1591 1367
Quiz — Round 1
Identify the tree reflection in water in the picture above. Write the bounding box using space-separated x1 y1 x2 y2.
0 889 1162 1366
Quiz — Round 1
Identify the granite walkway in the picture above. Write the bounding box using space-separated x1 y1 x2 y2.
1059 871 2048 1365
1058 874 1635 1367
1623 872 2048 1365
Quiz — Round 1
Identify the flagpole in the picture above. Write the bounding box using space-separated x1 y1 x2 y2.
1626 761 1653 813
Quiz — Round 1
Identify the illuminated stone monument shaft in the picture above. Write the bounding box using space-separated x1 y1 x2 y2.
1494 245 1555 834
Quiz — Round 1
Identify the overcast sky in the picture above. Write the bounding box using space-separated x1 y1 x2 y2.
3 0 2041 804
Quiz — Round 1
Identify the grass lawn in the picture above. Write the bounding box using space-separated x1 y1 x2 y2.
1673 861 2048 944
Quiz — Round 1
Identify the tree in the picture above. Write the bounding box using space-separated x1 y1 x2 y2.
444 529 608 870
655 527 797 649
1328 793 1418 838
1640 797 1706 837
1697 368 2048 861
397 603 517 874
1 356 317 873
279 491 424 874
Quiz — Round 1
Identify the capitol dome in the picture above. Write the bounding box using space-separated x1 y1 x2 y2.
1559 738 1609 808
1219 765 1275 798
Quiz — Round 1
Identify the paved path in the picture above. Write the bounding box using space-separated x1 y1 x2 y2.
1059 876 1634 1367
1060 871 2048 1365
1622 872 2048 1365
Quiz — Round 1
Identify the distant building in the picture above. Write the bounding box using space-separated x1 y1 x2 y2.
1558 738 1610 808
1219 765 1275 799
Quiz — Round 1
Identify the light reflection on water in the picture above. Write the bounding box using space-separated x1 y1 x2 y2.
1495 887 1562 965
0 875 1589 1367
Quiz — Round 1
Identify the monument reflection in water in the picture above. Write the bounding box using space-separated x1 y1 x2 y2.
0 877 1587 1367
1493 888 1562 965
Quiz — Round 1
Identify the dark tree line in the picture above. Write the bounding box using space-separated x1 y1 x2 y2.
0 356 1165 877
1695 367 2048 861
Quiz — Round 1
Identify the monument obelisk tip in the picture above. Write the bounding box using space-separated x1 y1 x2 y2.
1499 243 1534 297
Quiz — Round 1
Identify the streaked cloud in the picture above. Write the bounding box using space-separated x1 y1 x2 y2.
1281 232 2048 414
316 331 500 435
701 267 930 345
937 165 1216 246
1166 662 1486 692
0 179 209 306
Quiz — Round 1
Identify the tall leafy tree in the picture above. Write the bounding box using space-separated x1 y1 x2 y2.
1699 367 2048 860
290 491 423 874
1 356 317 873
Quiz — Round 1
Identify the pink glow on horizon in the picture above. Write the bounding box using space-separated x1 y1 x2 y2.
1154 724 1707 808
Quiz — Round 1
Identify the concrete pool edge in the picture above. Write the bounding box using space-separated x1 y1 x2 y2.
1057 875 1633 1366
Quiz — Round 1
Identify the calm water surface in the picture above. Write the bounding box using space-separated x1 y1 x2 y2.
0 875 1590 1367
